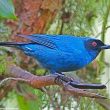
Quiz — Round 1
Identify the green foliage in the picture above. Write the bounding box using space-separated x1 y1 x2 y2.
61 0 97 36
47 14 63 34
0 54 7 74
79 98 105 110
61 0 109 37
0 0 17 20
0 22 12 40
35 68 46 75
17 88 44 110
0 91 18 109
100 0 110 60
0 22 12 74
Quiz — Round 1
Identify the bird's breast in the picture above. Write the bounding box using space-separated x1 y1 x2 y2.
39 49 93 72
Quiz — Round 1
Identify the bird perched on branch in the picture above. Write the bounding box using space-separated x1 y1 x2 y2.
0 34 109 89
0 34 110 74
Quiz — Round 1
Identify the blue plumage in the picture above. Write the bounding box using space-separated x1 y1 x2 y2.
0 34 109 74
15 34 102 73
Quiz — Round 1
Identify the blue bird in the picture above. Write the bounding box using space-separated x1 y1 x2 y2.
0 34 110 75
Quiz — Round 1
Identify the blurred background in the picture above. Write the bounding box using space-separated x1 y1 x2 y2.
0 0 110 110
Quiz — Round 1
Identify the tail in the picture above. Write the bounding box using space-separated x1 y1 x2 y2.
0 34 37 47
0 42 35 47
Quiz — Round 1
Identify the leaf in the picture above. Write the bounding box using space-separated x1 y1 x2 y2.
0 0 17 20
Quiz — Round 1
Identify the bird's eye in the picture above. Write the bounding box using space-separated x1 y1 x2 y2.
91 41 97 47
85 39 105 50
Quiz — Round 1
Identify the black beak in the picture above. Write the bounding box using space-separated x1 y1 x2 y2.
100 45 110 49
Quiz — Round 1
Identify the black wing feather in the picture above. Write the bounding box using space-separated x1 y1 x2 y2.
17 34 57 49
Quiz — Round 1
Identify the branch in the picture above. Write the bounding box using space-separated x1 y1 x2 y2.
7 64 56 88
0 62 104 99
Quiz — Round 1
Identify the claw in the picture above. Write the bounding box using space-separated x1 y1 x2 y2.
54 73 65 84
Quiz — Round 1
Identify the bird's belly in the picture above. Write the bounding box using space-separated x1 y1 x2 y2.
35 50 89 72
51 58 86 72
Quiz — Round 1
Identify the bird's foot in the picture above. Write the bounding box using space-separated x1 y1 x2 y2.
54 72 65 84
63 81 72 88
54 72 78 86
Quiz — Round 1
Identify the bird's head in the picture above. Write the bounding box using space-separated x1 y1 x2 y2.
84 38 110 58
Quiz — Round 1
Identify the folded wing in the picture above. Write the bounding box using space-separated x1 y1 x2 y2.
17 34 57 49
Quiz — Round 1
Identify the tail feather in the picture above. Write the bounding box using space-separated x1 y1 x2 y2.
0 42 35 46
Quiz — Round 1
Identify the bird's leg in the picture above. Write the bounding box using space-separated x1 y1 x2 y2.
53 72 66 84
54 72 78 87
54 72 65 76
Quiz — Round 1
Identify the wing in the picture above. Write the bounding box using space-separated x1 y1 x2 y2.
16 34 58 49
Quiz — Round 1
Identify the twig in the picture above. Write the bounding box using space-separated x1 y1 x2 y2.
0 77 29 86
